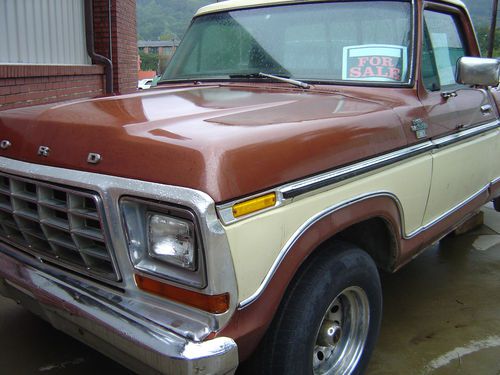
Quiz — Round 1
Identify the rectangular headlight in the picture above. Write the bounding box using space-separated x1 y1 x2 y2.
121 197 206 288
148 213 196 270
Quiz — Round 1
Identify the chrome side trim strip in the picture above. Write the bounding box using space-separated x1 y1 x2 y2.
432 121 500 148
218 120 499 225
405 183 490 239
239 182 493 308
238 191 402 308
283 120 499 200
280 141 433 199
218 141 432 225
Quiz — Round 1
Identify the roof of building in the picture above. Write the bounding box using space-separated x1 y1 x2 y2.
138 40 180 48
196 0 467 16
138 70 157 80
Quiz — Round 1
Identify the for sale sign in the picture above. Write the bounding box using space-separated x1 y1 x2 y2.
342 45 407 82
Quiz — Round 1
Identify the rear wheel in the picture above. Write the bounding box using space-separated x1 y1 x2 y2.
252 242 382 375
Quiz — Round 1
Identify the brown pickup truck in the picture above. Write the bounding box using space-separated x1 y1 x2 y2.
0 0 499 374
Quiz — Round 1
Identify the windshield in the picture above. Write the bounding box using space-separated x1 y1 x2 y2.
161 1 413 85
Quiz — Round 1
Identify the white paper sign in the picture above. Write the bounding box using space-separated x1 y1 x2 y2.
342 44 408 82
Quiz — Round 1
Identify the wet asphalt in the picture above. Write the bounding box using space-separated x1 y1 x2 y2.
367 203 500 375
0 204 499 374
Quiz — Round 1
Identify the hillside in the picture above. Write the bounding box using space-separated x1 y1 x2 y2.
137 0 498 41
462 0 498 27
137 0 211 40
462 0 499 56
137 0 499 57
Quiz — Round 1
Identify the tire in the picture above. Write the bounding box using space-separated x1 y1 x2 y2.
248 241 382 375
494 197 499 212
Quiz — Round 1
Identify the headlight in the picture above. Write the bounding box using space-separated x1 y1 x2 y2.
148 213 196 270
121 197 206 288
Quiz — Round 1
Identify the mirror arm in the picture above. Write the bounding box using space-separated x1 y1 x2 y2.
441 90 458 99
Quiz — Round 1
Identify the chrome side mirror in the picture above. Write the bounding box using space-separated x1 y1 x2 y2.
456 56 500 87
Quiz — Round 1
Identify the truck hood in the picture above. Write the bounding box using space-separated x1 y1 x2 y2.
0 85 406 202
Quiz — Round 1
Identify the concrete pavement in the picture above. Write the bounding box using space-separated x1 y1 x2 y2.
367 203 500 374
0 296 132 374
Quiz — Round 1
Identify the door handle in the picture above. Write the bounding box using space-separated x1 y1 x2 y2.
480 104 492 114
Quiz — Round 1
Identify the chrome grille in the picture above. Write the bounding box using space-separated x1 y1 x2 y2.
0 172 120 282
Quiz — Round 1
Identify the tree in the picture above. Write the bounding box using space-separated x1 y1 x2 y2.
476 26 500 57
158 54 173 73
159 32 178 41
137 0 212 40
139 51 159 72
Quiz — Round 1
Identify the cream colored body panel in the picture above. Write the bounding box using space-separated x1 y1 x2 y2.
224 154 433 302
493 128 500 181
423 131 499 223
196 0 466 16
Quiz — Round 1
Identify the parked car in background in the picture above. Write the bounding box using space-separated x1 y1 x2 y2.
138 78 154 89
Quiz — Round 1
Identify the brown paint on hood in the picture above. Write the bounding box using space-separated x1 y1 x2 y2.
0 85 407 202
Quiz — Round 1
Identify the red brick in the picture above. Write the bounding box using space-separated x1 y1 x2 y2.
1 0 136 110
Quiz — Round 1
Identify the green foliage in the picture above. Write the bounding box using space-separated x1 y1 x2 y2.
139 51 159 72
158 54 173 72
462 0 499 28
159 32 177 41
476 26 500 57
137 0 212 41
136 0 500 58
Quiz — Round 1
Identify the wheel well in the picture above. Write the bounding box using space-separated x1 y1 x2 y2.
235 217 398 366
331 217 398 272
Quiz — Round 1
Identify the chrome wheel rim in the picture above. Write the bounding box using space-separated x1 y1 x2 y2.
312 286 370 375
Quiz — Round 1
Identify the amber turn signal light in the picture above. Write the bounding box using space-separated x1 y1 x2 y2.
232 192 277 218
134 274 230 314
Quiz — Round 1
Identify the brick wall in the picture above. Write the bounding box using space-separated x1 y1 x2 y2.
93 0 137 95
112 0 138 94
0 0 137 111
0 65 105 111
93 0 112 64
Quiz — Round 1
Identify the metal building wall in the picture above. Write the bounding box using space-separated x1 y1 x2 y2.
0 0 90 64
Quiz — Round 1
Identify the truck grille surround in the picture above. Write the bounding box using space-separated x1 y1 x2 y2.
0 172 120 282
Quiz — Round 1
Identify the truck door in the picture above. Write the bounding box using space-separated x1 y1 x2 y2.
418 3 499 225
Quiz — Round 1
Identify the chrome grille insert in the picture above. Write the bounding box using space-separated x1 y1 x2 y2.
0 172 120 282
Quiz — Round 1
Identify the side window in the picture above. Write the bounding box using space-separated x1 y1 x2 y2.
423 10 467 90
422 28 440 91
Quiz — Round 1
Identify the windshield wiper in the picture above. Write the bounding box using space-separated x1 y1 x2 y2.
258 72 311 89
229 72 311 89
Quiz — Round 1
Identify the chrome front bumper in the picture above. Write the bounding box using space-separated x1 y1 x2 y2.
0 249 239 375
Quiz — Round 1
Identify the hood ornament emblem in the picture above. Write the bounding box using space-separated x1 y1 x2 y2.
0 140 11 150
37 146 50 157
87 153 102 164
